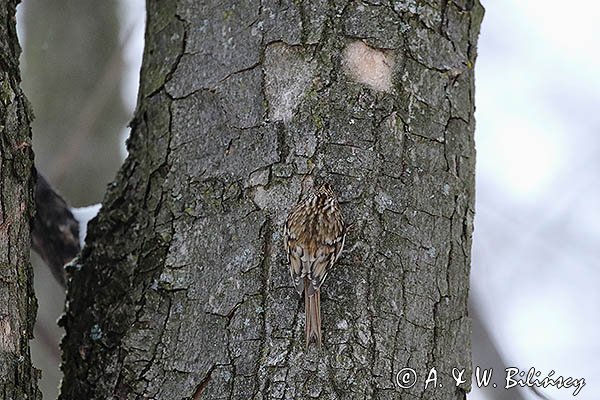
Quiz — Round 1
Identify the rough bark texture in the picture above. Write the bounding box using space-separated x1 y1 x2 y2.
0 1 41 398
61 1 483 399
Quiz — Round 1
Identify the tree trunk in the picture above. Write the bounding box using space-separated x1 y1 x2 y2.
60 1 483 399
0 1 41 398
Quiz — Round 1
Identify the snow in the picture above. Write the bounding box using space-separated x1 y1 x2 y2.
70 203 102 247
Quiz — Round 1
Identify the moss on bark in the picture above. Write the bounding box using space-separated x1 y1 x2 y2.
0 0 41 398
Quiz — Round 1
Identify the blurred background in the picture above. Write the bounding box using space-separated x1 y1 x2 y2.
472 1 600 399
15 0 599 399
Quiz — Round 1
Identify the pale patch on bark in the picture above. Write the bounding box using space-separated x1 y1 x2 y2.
344 41 394 92
0 314 16 352
264 42 316 122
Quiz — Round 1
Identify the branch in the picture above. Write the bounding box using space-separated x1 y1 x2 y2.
31 171 81 287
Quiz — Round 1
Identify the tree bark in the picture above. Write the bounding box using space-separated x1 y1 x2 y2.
60 1 483 399
0 1 41 398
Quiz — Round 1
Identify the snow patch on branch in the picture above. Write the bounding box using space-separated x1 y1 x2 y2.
71 203 102 247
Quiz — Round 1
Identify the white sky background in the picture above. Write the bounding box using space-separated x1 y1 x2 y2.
84 0 600 399
117 0 146 159
473 0 600 399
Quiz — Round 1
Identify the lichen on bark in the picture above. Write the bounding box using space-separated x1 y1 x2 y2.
0 1 41 398
60 1 483 399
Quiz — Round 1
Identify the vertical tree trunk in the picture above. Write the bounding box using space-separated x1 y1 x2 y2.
61 1 483 399
0 1 41 398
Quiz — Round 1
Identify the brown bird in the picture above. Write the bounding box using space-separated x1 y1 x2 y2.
284 183 346 348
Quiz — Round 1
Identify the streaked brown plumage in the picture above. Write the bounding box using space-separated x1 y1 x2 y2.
284 183 346 348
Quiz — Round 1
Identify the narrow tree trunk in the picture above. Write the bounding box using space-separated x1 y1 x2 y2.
0 1 41 398
61 1 483 399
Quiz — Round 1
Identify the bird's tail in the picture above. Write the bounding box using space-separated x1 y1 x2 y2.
304 280 322 348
